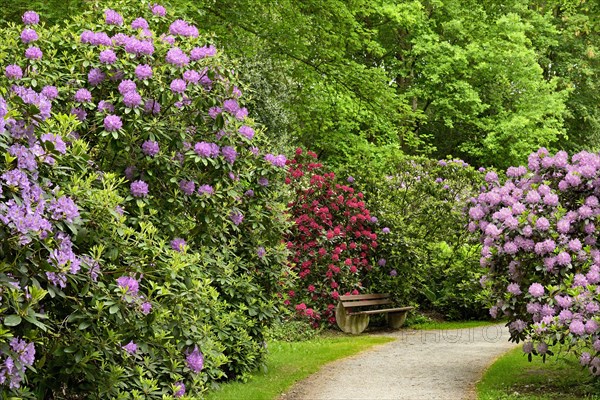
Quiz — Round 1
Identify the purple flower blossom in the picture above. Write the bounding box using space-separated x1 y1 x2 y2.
135 64 153 80
179 180 195 195
117 276 139 296
581 352 592 366
166 47 190 67
99 49 117 64
556 252 571 266
46 272 67 288
209 106 222 119
20 28 38 43
122 341 137 354
116 79 135 94
104 9 124 26
585 320 598 334
389 269 397 277
104 114 122 131
230 210 244 225
264 154 287 167
569 320 586 336
130 180 148 197
535 217 550 231
170 79 186 93
382 227 391 234
41 85 58 99
186 346 204 373
245 189 254 197
150 3 167 16
174 382 186 398
507 283 521 295
559 309 573 323
183 70 200 83
198 185 214 195
169 19 199 37
223 99 239 114
123 91 142 108
257 246 266 258
222 146 237 164
24 46 42 60
22 11 40 25
378 258 386 266
88 68 105 86
522 342 533 353
235 108 248 120
71 107 87 121
239 126 255 140
74 88 92 103
131 17 149 30
98 100 114 113
141 140 159 156
194 142 220 158
190 45 217 60
140 302 152 315
510 319 527 333
48 196 79 222
258 177 269 187
528 283 545 298
170 238 186 251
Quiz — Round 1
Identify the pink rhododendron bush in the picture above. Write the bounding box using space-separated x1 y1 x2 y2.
472 148 600 375
284 148 378 327
0 2 289 398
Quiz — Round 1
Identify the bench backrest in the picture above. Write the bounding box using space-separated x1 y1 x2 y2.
339 293 392 309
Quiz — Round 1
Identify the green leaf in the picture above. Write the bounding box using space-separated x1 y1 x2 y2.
4 315 22 326
78 321 91 330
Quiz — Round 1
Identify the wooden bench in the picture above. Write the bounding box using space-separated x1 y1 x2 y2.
335 294 413 334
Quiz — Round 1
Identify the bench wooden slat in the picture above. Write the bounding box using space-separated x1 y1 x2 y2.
348 306 414 316
339 294 390 301
341 299 392 308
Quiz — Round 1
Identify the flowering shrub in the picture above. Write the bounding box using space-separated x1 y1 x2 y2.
285 148 377 326
0 2 289 397
355 157 487 319
472 148 600 374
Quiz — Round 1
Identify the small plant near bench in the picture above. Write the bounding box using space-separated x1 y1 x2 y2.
335 294 413 334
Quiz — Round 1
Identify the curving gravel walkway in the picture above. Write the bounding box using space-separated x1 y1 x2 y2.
279 324 517 400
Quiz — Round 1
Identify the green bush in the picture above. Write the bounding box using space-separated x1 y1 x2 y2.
0 1 290 397
356 157 488 319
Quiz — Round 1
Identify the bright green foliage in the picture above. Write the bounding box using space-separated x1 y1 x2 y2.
357 157 488 319
2 0 598 169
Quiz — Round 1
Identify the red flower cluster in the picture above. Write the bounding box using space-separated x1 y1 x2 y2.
285 148 377 327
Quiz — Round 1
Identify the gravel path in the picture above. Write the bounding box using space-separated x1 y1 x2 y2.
280 324 517 400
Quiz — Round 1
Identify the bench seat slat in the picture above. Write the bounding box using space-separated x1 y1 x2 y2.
339 294 390 301
341 299 392 308
348 306 414 316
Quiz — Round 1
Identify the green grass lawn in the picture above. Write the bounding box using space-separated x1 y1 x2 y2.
477 346 600 400
204 335 394 400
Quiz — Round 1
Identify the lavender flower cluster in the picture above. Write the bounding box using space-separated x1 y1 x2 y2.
471 148 600 376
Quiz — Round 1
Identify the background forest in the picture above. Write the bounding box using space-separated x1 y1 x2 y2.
4 0 597 171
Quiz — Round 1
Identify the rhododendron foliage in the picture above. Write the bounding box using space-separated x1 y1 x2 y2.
472 148 600 375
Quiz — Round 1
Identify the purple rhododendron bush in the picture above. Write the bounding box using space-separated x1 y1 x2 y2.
472 148 600 376
0 2 290 398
